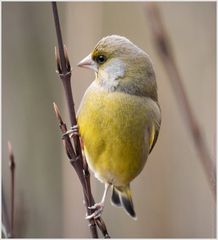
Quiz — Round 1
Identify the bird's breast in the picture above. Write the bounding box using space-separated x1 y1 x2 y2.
77 83 151 186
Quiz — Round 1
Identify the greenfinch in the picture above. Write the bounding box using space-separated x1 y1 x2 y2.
77 35 161 219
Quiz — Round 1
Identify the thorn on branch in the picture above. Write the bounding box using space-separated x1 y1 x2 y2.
54 46 62 75
64 45 71 72
53 102 77 161
53 102 63 125
55 46 72 77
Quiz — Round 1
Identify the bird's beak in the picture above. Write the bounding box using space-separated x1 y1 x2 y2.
78 54 98 72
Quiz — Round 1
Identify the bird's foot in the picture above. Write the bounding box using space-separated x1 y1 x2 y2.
86 202 104 220
62 125 79 139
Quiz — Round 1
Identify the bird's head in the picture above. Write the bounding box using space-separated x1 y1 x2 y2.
78 35 157 99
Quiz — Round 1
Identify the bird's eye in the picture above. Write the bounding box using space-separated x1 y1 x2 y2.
96 55 107 64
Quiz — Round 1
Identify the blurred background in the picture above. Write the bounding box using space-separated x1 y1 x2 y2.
2 2 216 238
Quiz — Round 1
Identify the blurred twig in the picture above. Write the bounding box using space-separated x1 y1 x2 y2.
51 2 110 238
146 3 216 200
8 141 16 237
2 188 10 238
2 142 16 238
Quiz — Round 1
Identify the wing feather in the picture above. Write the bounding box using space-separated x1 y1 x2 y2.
149 124 160 153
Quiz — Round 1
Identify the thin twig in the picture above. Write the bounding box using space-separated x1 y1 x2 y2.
51 2 110 237
145 3 216 200
8 141 15 237
2 188 10 238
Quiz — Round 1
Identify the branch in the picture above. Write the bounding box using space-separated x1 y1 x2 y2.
51 2 110 238
145 3 216 200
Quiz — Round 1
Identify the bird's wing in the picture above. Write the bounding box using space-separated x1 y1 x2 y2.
149 123 160 154
147 99 161 154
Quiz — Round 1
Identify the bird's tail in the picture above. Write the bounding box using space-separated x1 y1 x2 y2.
111 185 137 219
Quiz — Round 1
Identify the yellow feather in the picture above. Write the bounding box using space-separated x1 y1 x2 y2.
78 83 158 186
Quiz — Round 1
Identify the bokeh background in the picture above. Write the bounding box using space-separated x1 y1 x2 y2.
2 2 216 238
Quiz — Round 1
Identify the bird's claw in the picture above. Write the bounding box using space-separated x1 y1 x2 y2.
62 125 79 139
88 205 99 210
86 202 104 220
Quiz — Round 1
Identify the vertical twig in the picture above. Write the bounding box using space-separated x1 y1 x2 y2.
2 188 10 238
146 3 216 200
52 2 77 127
7 141 15 238
51 2 110 238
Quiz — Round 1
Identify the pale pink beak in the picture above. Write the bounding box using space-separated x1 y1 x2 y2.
78 54 98 72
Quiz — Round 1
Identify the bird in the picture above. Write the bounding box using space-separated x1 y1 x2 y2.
75 35 161 220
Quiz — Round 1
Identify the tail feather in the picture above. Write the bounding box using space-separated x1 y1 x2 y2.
111 187 122 207
112 185 137 219
120 194 136 218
